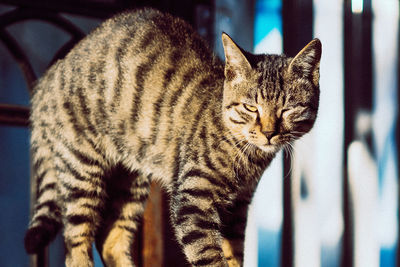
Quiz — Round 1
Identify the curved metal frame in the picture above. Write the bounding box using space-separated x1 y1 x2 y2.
0 7 86 92
0 7 86 127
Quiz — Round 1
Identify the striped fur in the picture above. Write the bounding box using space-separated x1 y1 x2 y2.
24 8 321 267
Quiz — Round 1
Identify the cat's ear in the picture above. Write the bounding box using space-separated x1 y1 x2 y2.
288 38 322 86
221 32 252 82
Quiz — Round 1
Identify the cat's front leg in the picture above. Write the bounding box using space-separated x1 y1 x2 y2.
222 239 242 267
220 198 251 267
171 175 229 267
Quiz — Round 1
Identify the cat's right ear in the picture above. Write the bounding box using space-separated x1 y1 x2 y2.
221 33 252 82
288 38 322 86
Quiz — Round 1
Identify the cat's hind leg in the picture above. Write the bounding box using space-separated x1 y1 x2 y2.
55 146 108 267
95 168 150 267
24 134 62 254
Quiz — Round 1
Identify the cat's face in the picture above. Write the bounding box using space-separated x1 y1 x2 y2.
221 33 321 154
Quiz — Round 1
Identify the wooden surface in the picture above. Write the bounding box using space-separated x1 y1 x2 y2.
142 182 164 267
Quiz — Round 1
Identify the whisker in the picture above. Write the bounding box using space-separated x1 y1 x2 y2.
231 137 252 180
283 142 296 179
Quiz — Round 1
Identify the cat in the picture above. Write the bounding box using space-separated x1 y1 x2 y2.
24 7 321 267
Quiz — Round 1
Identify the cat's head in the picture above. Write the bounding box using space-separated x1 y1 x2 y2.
221 33 321 154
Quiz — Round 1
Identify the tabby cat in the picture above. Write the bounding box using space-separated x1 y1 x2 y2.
24 8 321 267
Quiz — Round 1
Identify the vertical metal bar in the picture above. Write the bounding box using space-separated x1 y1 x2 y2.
281 0 313 266
342 0 373 266
342 1 355 266
29 249 48 267
281 157 294 267
281 0 294 261
397 4 400 266
281 0 294 262
29 150 48 267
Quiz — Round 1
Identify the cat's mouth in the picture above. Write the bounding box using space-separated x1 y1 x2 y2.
245 135 281 154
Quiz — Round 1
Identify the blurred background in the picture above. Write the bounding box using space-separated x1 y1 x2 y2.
0 0 398 266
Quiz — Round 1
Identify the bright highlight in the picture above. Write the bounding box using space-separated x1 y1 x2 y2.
352 0 364 13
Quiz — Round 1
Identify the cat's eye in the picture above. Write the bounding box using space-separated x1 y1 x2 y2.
243 104 258 112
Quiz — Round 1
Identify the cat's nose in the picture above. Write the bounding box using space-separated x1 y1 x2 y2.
262 131 275 140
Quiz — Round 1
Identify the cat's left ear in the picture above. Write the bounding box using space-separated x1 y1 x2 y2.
288 38 322 86
222 32 252 82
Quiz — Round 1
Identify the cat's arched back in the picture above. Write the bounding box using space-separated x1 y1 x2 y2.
25 8 321 267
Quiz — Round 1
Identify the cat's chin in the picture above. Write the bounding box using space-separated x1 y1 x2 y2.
258 144 280 154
